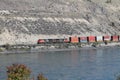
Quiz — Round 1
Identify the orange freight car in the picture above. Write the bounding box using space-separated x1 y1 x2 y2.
69 36 79 43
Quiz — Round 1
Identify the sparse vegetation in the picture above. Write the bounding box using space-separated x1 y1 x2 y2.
116 75 120 80
106 0 112 3
109 22 115 27
3 43 11 50
7 64 31 80
0 48 3 52
92 42 99 47
87 0 92 2
0 0 119 44
6 64 48 80
37 74 48 80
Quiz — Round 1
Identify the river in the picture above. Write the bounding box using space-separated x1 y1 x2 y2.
0 47 120 80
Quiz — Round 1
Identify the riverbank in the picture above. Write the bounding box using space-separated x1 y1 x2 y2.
0 42 120 54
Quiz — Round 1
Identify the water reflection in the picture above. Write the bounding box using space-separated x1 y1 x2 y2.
70 49 79 67
96 49 103 64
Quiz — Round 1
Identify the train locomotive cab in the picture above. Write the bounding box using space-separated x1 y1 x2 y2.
37 39 45 44
64 38 70 43
37 38 70 44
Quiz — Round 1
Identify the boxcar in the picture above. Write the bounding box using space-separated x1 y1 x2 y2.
96 36 103 42
111 35 119 41
103 35 111 41
69 36 79 43
80 37 87 43
87 36 96 42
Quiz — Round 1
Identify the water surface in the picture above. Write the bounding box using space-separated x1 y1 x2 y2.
0 47 120 80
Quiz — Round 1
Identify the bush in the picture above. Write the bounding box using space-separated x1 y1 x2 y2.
106 0 112 3
7 64 31 80
3 43 11 50
116 74 120 80
6 64 48 80
117 77 120 80
37 74 48 80
92 42 99 47
87 0 92 2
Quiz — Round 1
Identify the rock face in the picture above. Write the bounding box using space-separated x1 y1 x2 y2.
0 0 120 44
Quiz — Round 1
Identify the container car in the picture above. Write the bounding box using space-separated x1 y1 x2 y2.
80 37 87 43
103 35 111 41
111 35 119 41
37 35 120 45
69 36 79 43
87 36 96 42
96 36 103 42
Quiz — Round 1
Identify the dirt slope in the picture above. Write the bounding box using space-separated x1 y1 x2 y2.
0 0 119 44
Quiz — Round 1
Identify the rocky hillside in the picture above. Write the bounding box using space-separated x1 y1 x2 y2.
0 0 120 44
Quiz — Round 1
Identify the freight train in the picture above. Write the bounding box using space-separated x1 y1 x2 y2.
37 35 120 44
